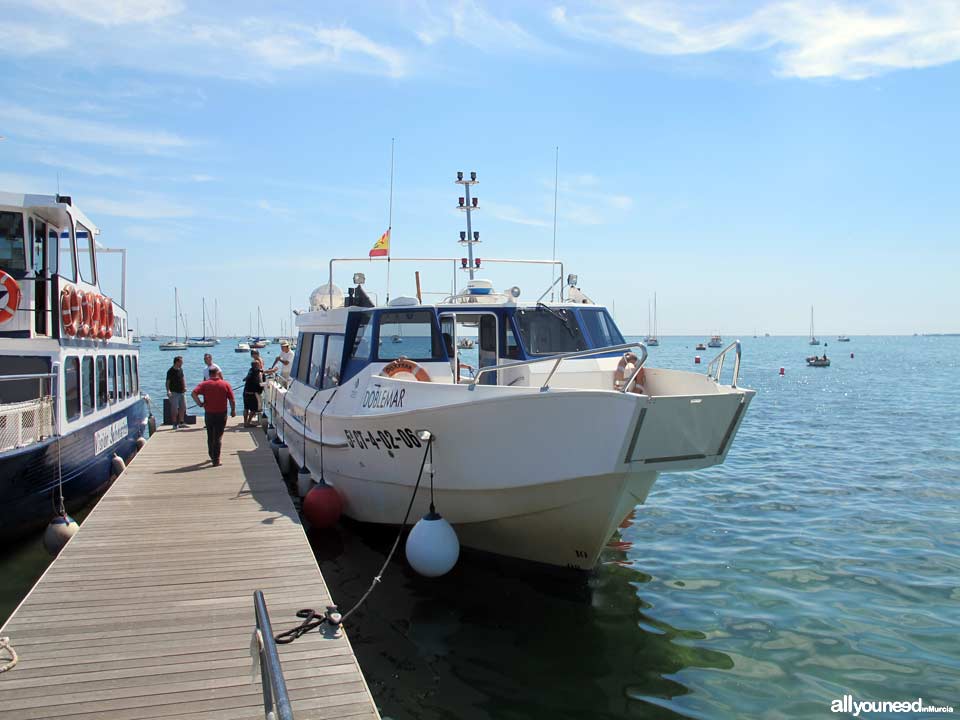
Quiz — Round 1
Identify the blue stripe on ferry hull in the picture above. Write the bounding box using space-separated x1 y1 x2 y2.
0 399 149 542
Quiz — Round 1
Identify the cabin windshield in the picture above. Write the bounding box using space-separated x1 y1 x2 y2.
0 211 26 275
580 308 625 348
375 310 444 361
515 306 589 355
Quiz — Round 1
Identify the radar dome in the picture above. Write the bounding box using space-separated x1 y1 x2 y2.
310 283 344 311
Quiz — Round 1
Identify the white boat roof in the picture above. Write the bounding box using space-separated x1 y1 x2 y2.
0 190 100 234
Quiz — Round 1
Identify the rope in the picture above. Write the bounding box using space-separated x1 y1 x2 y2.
275 437 433 643
0 637 18 673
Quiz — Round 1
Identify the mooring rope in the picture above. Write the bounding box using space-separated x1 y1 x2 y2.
0 637 18 673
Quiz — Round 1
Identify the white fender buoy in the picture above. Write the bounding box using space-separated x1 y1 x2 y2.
43 514 79 556
267 424 277 442
111 454 126 476
296 467 315 497
406 512 459 577
136 437 147 450
277 442 291 474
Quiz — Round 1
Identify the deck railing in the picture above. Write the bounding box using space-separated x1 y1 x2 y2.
0 372 57 453
470 342 649 391
706 340 742 388
252 590 294 720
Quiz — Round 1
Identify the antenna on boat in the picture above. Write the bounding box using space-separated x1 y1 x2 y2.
455 170 480 281
551 146 558 301
386 137 394 303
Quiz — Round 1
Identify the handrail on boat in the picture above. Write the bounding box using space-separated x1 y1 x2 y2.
0 373 57 382
253 590 294 720
706 340 742 388
469 342 648 392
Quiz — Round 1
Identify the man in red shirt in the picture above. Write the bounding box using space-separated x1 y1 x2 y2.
191 368 236 466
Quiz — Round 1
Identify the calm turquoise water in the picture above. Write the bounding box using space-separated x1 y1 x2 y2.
3 336 959 719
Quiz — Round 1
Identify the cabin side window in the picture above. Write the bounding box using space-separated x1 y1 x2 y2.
132 357 139 394
65 357 81 420
308 335 327 387
81 356 95 415
0 356 50 404
0 211 26 275
59 228 77 282
349 314 372 361
322 336 344 389
376 310 443 361
580 309 624 348
96 356 108 410
295 333 314 384
108 356 117 403
125 356 133 398
46 227 58 276
76 222 96 285
515 308 588 355
118 356 126 398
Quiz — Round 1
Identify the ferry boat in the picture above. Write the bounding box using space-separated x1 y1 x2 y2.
0 192 149 541
707 334 723 348
263 173 755 571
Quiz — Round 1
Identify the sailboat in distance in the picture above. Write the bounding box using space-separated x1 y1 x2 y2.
160 288 188 351
186 297 216 347
249 306 268 348
808 306 820 346
644 293 660 346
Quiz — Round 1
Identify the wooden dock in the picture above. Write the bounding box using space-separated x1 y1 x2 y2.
0 418 381 720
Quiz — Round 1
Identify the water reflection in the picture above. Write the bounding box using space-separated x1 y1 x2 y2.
305 518 733 720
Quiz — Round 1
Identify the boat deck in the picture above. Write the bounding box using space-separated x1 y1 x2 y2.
0 418 380 720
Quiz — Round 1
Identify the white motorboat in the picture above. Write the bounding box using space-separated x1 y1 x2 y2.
265 174 754 571
235 342 250 353
707 334 722 348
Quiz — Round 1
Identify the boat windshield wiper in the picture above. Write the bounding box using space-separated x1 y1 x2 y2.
536 302 578 340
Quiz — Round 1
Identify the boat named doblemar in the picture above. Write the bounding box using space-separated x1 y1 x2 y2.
0 192 150 542
264 177 754 571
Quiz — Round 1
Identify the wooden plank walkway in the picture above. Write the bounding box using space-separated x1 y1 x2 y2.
0 418 381 720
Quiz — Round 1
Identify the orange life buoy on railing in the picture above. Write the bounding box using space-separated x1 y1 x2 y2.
78 290 92 338
103 297 114 339
380 357 432 382
70 288 82 331
613 351 645 394
90 294 101 339
60 286 78 335
0 270 21 324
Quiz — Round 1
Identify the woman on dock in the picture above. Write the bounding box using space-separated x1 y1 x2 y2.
242 359 265 427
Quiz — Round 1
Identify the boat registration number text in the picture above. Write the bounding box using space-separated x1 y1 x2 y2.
344 427 422 452
95 418 129 455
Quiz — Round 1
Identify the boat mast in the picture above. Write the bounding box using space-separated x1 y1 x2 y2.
455 171 480 281
173 288 179 342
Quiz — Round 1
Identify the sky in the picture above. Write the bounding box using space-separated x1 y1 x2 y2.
1 0 958 336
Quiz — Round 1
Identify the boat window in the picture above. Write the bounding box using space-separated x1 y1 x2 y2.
377 310 442 361
0 356 50 403
59 228 76 282
125 356 133 398
108 356 117 403
82 356 95 414
132 356 139 394
77 222 96 285
580 308 625 348
96 356 108 410
504 323 521 360
46 227 58 275
309 335 327 387
118 355 126 398
295 333 313 384
322 336 344 389
0 211 26 275
515 307 588 355
349 313 372 361
65 357 81 420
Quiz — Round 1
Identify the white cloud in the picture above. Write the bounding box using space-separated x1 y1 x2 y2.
248 26 408 78
0 105 189 152
415 0 550 52
0 23 68 54
83 194 194 219
0 172 57 194
485 201 552 227
33 0 184 26
190 174 214 183
35 150 130 178
256 199 293 217
550 0 960 79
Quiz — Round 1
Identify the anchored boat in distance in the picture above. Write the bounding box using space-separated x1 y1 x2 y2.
265 172 755 571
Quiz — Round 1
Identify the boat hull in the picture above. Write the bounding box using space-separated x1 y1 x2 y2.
0 399 149 542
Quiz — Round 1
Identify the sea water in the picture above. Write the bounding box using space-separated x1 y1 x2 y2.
2 336 958 719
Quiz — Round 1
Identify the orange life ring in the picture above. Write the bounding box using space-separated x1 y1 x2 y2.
78 290 92 337
60 286 78 335
70 288 82 330
613 351 645 394
381 357 432 382
0 270 21 324
103 297 114 339
90 294 102 338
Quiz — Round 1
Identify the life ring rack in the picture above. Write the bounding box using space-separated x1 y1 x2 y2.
380 357 432 382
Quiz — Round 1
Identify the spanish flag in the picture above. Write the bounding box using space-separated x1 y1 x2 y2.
369 227 390 257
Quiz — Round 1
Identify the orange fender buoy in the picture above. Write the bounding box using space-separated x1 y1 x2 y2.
381 357 432 382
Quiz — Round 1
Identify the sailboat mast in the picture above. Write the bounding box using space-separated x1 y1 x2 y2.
174 288 179 342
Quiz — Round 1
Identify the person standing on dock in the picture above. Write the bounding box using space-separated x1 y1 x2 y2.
202 353 222 380
165 356 187 428
269 341 295 380
242 359 265 427
191 367 236 466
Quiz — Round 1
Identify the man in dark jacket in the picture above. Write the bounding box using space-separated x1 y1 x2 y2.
165 356 186 428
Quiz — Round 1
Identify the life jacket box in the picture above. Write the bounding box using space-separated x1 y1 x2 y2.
162 398 197 425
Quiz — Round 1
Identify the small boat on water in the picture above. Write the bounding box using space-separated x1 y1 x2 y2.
186 297 216 347
235 342 250 353
264 172 755 572
695 342 706 351
807 354 830 367
837 335 850 342
159 288 187 351
643 293 659 346
0 191 149 541
456 337 474 349
707 334 722 348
